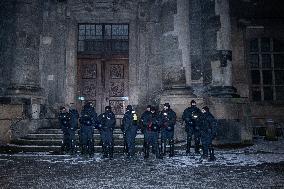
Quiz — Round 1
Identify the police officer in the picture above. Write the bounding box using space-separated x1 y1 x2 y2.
199 106 218 161
160 103 177 157
59 106 71 153
144 107 162 159
79 102 97 157
122 105 139 157
97 106 116 159
140 105 152 153
68 103 79 154
182 100 202 154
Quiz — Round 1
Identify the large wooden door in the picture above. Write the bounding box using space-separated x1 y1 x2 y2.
104 59 129 121
77 58 129 122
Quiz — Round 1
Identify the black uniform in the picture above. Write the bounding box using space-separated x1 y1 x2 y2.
140 106 152 153
144 108 162 159
122 105 138 157
68 108 79 154
160 103 176 157
59 108 71 153
182 104 202 154
97 106 116 158
198 107 218 160
79 103 97 156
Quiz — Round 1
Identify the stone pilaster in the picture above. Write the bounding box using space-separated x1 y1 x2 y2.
6 0 42 98
5 0 44 120
205 0 239 97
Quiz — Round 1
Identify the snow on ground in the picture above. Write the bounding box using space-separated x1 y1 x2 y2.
0 139 283 189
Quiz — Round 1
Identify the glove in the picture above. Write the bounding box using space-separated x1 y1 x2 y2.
97 124 102 130
166 126 173 131
185 126 189 133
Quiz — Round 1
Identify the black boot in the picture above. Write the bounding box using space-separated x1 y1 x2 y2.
70 139 76 155
123 138 128 155
144 143 149 159
160 142 166 156
186 136 192 154
195 141 200 154
88 139 94 157
102 144 108 158
109 144 114 159
155 144 163 159
209 147 216 161
81 145 88 156
169 140 174 157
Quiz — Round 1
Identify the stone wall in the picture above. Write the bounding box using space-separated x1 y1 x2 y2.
2 0 284 145
231 4 284 129
0 97 52 145
0 1 15 95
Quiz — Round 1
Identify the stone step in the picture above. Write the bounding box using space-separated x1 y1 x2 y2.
36 128 127 134
2 144 142 153
2 143 186 154
12 139 144 146
5 127 186 154
23 133 144 140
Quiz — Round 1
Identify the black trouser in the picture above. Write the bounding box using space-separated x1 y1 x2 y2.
186 126 200 153
100 128 114 158
80 126 94 156
144 131 161 159
160 129 174 157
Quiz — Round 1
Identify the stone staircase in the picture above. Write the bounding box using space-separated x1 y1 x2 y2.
2 127 146 154
2 127 186 154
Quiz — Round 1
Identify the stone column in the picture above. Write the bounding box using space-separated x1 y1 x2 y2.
159 0 202 142
5 0 43 120
202 0 252 145
207 0 238 97
160 0 195 94
6 0 42 97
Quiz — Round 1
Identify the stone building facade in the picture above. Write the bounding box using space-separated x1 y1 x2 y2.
0 0 284 146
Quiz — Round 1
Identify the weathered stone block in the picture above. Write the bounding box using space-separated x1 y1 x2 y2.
0 120 11 144
0 104 23 120
205 97 253 145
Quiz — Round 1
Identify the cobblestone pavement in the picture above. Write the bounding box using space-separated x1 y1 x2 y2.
0 139 284 189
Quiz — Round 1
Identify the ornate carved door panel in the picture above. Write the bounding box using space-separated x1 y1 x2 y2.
77 58 129 124
104 59 129 121
77 58 103 113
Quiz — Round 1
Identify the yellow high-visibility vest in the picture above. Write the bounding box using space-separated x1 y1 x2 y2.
133 113 138 121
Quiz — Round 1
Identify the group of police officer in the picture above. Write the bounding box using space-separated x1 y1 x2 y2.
59 100 218 161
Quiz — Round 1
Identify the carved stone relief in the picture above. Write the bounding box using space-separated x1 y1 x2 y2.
109 100 124 115
110 64 124 79
110 81 124 97
82 79 96 98
82 63 97 79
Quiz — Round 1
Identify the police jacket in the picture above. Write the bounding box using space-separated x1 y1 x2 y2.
140 111 151 126
59 112 71 131
97 111 116 131
79 107 97 127
160 109 177 130
198 112 218 138
122 110 138 132
182 106 201 127
145 112 160 132
140 111 151 132
69 109 79 130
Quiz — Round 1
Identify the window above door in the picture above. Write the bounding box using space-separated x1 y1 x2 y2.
78 24 129 55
